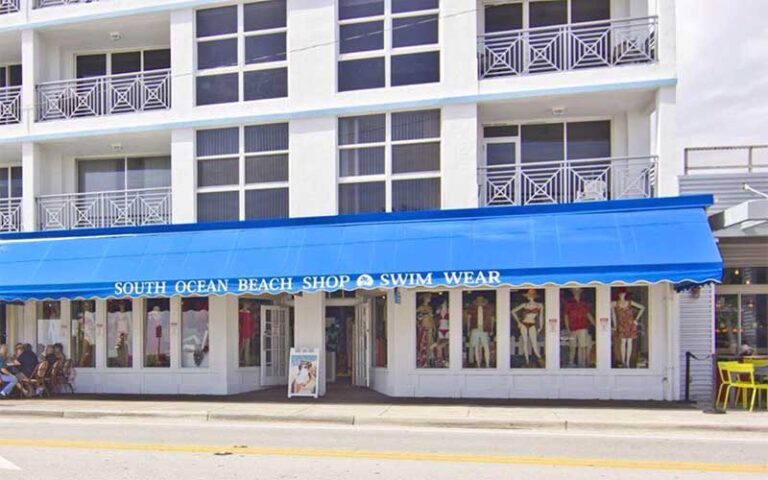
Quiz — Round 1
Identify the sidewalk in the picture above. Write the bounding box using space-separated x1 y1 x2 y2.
0 387 766 434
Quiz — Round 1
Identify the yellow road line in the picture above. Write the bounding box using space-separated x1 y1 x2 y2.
0 438 765 474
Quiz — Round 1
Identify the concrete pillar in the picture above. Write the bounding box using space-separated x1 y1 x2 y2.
293 292 326 396
21 29 39 128
496 288 511 371
170 9 195 115
287 0 335 108
171 128 196 223
289 117 337 217
441 0 477 93
21 142 40 231
544 286 559 370
441 104 479 209
654 86 679 196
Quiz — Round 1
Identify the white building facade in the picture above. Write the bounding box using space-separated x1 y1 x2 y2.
0 0 725 400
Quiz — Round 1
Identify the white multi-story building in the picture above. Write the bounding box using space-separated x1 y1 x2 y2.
0 0 727 400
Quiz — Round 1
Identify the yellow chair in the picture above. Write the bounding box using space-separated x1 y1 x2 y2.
716 361 740 409
724 363 768 412
742 357 768 368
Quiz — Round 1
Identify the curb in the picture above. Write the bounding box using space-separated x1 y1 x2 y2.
1 408 767 434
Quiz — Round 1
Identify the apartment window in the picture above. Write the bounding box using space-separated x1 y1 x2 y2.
483 0 609 33
0 64 21 87
196 1 288 105
196 123 289 222
77 157 171 193
75 49 170 78
0 166 22 199
338 109 441 214
338 0 440 92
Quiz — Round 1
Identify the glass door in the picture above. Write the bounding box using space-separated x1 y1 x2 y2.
483 137 520 205
260 305 290 386
353 301 372 388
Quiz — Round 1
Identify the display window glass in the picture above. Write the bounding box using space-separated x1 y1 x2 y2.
107 299 132 368
36 301 63 357
462 290 496 368
71 300 96 368
610 286 649 368
373 295 388 368
239 298 262 367
716 293 768 356
145 299 171 367
416 291 449 368
510 289 545 368
560 287 596 368
182 298 210 368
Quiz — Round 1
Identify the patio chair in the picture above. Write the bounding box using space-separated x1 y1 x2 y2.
57 359 75 394
723 363 768 412
716 361 740 409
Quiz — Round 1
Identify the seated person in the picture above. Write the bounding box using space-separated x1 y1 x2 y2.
0 345 19 398
17 344 38 379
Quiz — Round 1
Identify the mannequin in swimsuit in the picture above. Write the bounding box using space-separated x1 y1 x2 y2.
433 300 449 365
416 293 436 367
564 287 595 367
511 289 544 367
611 288 645 367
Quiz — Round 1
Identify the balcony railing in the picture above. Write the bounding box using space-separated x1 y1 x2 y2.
36 69 171 122
34 0 100 8
0 86 21 125
37 187 172 231
478 16 658 79
0 0 19 15
479 155 657 206
684 145 768 174
0 197 22 232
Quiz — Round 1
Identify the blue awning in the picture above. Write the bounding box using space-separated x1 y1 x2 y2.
0 195 722 300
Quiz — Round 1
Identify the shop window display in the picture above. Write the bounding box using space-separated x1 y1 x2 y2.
239 298 262 367
610 287 649 368
145 299 171 367
416 291 449 368
182 298 210 368
510 289 545 368
107 299 132 367
462 290 496 368
71 300 96 368
36 301 63 356
560 287 596 368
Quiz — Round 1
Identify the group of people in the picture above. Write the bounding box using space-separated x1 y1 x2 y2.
0 342 68 398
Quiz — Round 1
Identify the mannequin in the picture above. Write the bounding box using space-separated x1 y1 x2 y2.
239 301 254 365
77 302 95 366
416 294 436 367
115 302 131 367
564 288 595 367
434 300 449 366
147 305 165 365
465 295 494 367
611 289 645 368
511 289 543 367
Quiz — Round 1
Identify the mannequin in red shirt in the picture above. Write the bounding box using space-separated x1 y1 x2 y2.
563 287 595 367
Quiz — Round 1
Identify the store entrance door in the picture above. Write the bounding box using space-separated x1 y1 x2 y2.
353 301 372 388
260 305 290 386
325 300 371 388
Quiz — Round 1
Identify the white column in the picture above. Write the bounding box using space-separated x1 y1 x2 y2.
95 300 107 369
441 0 478 93
654 86 679 196
441 104 479 209
496 288 511 371
169 297 181 369
21 29 39 128
287 0 335 108
171 128 196 223
289 117 337 217
170 9 195 116
132 298 144 369
21 142 40 231
448 288 463 373
595 286 612 372
654 0 676 71
293 292 326 396
544 287 559 370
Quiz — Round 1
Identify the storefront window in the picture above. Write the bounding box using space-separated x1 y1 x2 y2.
182 298 210 368
107 300 132 367
742 295 768 355
510 289 545 368
71 300 96 368
416 291 449 368
36 301 63 356
716 294 768 356
722 267 768 285
560 287 596 368
145 299 170 367
462 290 496 368
239 298 261 367
373 295 388 368
610 286 649 368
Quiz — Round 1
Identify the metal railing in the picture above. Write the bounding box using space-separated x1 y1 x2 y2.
0 197 22 232
0 0 19 14
37 187 172 231
36 69 171 122
478 16 658 79
479 155 657 206
684 145 768 174
0 86 21 125
34 0 100 8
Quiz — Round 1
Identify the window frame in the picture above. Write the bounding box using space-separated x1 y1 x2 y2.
73 47 171 78
0 165 22 199
337 109 441 214
481 0 611 34
337 0 441 91
195 123 290 221
195 1 288 105
75 155 172 194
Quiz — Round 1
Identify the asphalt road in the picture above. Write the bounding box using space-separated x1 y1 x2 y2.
0 417 764 479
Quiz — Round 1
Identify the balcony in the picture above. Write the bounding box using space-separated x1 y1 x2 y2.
0 0 19 15
0 86 21 125
478 17 658 79
479 155 657 207
37 187 172 231
34 0 100 8
36 70 171 122
0 197 21 232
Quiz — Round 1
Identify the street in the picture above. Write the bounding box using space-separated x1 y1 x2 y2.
0 416 763 479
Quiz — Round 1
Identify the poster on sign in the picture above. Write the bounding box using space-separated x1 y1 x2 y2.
288 348 320 399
